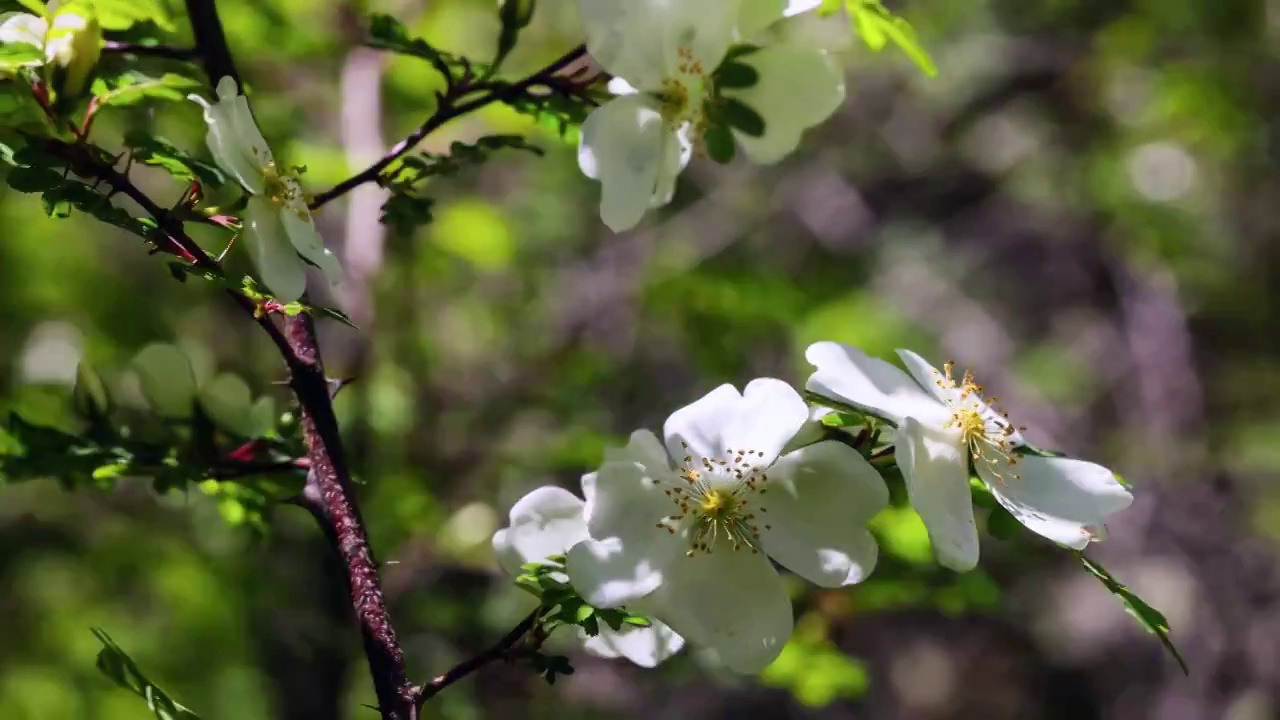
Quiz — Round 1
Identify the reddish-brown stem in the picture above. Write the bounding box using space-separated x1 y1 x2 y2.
183 0 417 716
418 610 540 704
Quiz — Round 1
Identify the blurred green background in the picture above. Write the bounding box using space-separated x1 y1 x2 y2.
2 0 1276 717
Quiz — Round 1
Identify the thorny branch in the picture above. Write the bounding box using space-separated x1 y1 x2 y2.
168 1 586 717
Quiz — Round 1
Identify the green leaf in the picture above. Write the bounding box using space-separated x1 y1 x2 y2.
0 42 43 70
73 361 111 421
574 604 595 623
15 0 47 15
379 193 435 233
366 13 469 80
94 72 202 108
317 305 358 329
1078 553 1189 675
494 0 536 70
91 628 201 719
123 131 225 187
985 505 1021 540
90 0 175 32
703 121 736 164
720 97 766 137
714 61 759 90
847 1 938 78
6 165 65 192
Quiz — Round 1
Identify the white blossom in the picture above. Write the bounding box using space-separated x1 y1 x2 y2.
576 0 846 231
565 379 887 673
806 343 1134 571
492 484 685 668
190 77 342 302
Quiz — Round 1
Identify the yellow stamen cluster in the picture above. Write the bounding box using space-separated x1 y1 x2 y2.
655 46 711 148
936 361 1026 485
655 441 773 556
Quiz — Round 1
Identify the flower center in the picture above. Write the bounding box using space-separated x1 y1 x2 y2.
936 361 1024 483
655 442 773 556
654 45 710 134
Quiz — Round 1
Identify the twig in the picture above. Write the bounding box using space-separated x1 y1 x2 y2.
182 1 418 717
308 44 587 210
101 41 198 61
418 610 540 704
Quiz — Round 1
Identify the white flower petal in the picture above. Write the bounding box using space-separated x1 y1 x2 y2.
762 440 887 586
785 0 824 15
491 528 522 576
728 45 845 165
279 197 343 287
577 94 674 232
896 417 979 571
602 429 671 469
578 0 740 86
977 454 1133 550
569 452 683 607
662 383 742 462
492 486 588 575
720 378 809 466
651 124 693 209
0 12 48 51
579 618 685 668
805 341 950 427
244 196 307 303
190 99 259 193
645 542 792 674
606 77 640 96
894 348 950 402
736 0 786 39
218 77 273 174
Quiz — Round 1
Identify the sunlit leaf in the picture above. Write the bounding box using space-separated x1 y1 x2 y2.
1078 553 1189 675
91 628 200 719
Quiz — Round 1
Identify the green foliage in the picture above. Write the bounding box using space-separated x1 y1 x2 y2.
515 555 651 636
1078 554 1189 675
826 0 938 77
379 135 543 232
0 42 43 70
761 615 868 707
2 138 161 240
365 13 472 82
92 628 200 719
91 71 202 108
494 0 536 71
90 0 176 32
123 131 226 187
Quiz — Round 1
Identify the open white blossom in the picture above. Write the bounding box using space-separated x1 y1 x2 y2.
806 342 1134 571
565 379 887 673
492 484 685 668
576 0 846 231
190 77 342 302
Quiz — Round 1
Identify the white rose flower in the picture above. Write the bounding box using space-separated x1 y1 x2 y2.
492 484 685 668
565 378 888 673
189 77 342 302
805 342 1135 571
576 0 846 231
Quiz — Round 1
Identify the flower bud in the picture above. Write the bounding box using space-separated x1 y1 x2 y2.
44 2 101 102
